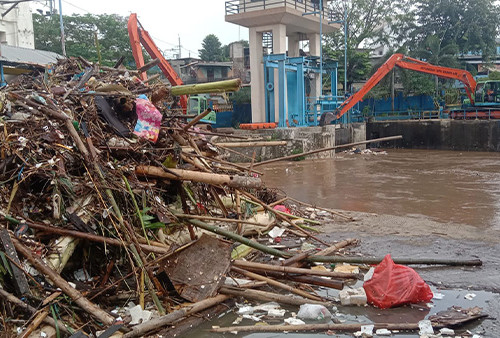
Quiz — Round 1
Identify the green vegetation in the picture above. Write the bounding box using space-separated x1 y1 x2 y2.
199 34 224 62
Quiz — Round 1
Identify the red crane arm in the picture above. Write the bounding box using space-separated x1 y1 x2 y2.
332 53 477 121
127 13 187 110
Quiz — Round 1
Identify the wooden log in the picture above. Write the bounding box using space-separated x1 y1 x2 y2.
251 135 403 167
315 238 360 256
171 78 241 96
215 141 287 148
183 108 212 131
238 269 344 290
219 286 328 306
135 165 262 189
12 238 115 326
281 249 314 266
231 266 322 301
233 260 359 279
307 255 483 266
0 288 72 335
186 219 290 258
123 294 229 338
137 58 160 73
144 73 161 84
185 152 265 175
211 322 424 333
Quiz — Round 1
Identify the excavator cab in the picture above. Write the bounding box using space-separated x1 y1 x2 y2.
474 81 500 106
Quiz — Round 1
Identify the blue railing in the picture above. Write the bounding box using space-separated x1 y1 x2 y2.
225 0 333 20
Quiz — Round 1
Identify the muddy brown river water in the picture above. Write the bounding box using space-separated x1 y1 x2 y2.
262 149 500 230
190 149 500 337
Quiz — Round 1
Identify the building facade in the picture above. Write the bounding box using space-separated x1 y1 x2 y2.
0 3 34 48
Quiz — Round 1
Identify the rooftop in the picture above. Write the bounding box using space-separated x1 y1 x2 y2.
0 44 63 67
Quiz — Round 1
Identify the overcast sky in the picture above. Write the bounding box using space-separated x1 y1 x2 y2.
32 0 249 58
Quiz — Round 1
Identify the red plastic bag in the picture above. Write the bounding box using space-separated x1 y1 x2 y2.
363 254 433 309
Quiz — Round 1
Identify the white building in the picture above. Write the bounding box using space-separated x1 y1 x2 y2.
0 2 34 48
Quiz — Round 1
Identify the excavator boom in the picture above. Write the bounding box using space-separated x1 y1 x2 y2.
320 53 477 125
128 13 187 111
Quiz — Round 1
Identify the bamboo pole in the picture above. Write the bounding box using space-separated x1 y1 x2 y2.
219 286 329 306
5 219 170 254
12 238 115 326
185 152 264 175
307 255 482 266
251 135 403 167
211 322 426 333
174 213 274 227
215 141 287 148
231 266 322 301
135 165 262 189
186 219 291 258
233 260 359 279
286 196 355 221
123 294 230 338
315 238 360 256
19 308 49 338
235 269 344 290
171 78 241 96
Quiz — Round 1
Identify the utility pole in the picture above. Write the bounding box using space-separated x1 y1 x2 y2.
49 0 53 14
58 0 66 56
178 35 181 59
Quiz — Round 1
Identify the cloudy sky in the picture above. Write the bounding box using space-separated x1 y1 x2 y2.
32 0 249 58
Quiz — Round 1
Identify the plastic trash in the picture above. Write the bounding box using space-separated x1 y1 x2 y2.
354 324 374 337
339 287 367 306
418 319 434 335
273 204 291 214
375 328 392 336
297 304 332 320
284 317 305 325
439 328 455 336
363 254 433 309
133 98 162 142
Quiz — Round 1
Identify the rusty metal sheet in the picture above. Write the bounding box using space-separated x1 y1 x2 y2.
161 234 231 302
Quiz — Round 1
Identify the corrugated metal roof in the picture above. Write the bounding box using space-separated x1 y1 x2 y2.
0 44 63 66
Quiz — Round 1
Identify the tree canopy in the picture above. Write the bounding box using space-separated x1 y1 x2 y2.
199 34 224 62
33 13 134 67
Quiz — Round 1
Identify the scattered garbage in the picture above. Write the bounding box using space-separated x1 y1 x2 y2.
339 287 367 306
418 319 434 335
296 304 332 320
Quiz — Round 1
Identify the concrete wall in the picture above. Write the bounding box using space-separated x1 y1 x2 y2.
367 120 500 151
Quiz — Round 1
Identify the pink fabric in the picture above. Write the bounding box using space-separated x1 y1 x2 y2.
133 98 162 142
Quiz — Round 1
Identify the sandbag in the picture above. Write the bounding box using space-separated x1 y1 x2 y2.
363 254 433 309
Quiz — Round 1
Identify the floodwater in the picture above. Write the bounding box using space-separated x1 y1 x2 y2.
261 149 500 230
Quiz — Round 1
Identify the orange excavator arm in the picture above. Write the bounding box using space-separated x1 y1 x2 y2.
320 53 477 125
127 13 187 111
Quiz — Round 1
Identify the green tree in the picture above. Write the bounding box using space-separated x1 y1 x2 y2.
396 0 500 59
199 34 224 62
33 13 134 67
325 0 408 92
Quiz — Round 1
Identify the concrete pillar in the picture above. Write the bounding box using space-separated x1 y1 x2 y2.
288 34 300 57
308 33 321 99
272 24 287 122
249 27 264 122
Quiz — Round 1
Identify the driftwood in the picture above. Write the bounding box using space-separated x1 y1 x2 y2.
174 213 274 227
19 308 49 338
286 196 355 221
233 260 360 279
214 140 287 148
123 294 229 338
315 238 360 256
135 165 262 189
211 322 425 333
183 108 212 130
307 255 483 266
219 285 330 306
12 237 115 326
0 288 72 335
251 135 403 167
231 266 322 301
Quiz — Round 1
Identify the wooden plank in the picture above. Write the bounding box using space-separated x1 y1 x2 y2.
0 228 30 296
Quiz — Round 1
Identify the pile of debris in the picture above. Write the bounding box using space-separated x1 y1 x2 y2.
0 57 487 338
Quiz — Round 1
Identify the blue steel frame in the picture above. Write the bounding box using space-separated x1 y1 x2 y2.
263 53 338 127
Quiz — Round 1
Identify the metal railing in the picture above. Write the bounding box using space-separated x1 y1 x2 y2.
225 0 333 20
